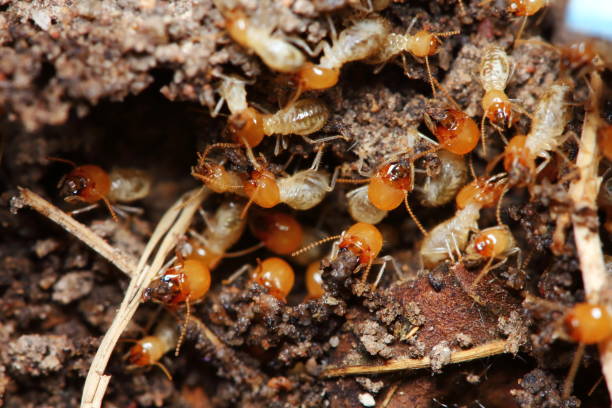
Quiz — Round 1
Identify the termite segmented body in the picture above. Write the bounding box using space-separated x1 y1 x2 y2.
227 98 329 148
346 185 388 224
107 168 152 203
501 81 572 185
525 82 572 156
218 6 306 73
319 17 390 70
417 151 467 207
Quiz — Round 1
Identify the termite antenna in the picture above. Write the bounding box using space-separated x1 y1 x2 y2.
102 196 120 223
223 242 265 258
200 143 242 162
484 151 505 176
174 295 191 357
513 15 529 48
424 56 436 96
495 183 510 226
241 186 259 219
404 193 428 235
480 114 489 156
562 342 586 399
292 235 341 257
432 77 461 110
46 156 77 168
360 256 374 284
471 256 495 288
335 177 370 184
468 154 476 180
241 137 262 170
153 361 174 381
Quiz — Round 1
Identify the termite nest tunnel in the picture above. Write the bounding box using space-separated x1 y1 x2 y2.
1 0 612 407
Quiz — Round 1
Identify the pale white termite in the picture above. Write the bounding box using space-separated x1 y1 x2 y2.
277 147 336 210
346 185 388 224
420 175 507 268
215 2 306 73
416 151 467 207
479 45 514 153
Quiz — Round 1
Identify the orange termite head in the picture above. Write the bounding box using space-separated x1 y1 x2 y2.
503 135 535 186
410 30 439 58
338 222 383 265
243 168 281 209
465 225 515 259
431 109 480 155
145 258 211 306
483 90 513 128
227 107 265 148
367 159 413 211
455 176 506 209
251 257 295 300
128 336 165 366
223 8 249 47
249 210 303 255
192 160 234 193
564 303 612 344
507 0 546 16
295 63 340 92
58 165 111 204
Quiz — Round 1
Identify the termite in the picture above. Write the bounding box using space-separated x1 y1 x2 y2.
479 45 517 154
293 17 390 96
215 4 306 73
293 222 385 285
337 155 427 235
367 21 460 95
53 158 151 221
423 108 481 155
250 257 295 301
490 81 572 186
464 224 520 288
275 145 335 210
125 316 178 380
416 150 467 207
420 174 507 269
226 98 330 148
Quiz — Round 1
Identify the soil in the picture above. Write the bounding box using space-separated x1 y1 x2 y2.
1 0 611 407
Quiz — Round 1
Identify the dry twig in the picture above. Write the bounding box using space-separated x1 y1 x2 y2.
15 188 138 277
567 72 612 397
321 339 509 377
80 187 210 408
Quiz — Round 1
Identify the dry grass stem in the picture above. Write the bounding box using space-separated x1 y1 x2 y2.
80 187 210 408
567 72 612 397
16 187 138 277
320 339 509 377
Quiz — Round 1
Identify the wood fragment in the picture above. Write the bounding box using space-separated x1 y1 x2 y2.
80 187 209 408
320 339 509 377
567 72 612 398
16 187 138 277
